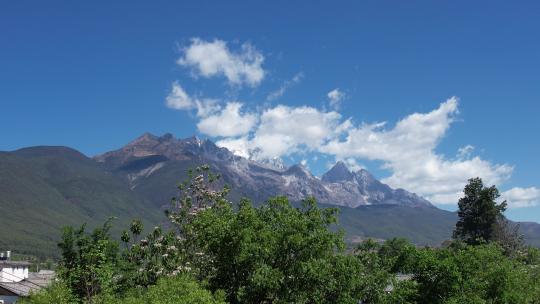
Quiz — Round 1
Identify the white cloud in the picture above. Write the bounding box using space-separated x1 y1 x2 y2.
327 88 345 109
169 90 534 209
267 72 304 101
165 81 195 110
320 97 514 205
164 38 536 209
194 99 221 118
197 102 257 137
249 105 345 158
165 81 221 118
457 145 475 159
215 136 251 158
178 38 265 87
502 187 540 208
343 158 364 172
214 105 347 160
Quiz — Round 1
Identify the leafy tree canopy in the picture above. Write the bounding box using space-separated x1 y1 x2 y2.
453 177 507 245
24 169 540 304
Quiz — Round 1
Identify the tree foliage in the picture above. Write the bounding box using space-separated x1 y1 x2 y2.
57 219 118 303
453 177 507 245
190 196 370 303
101 275 225 304
20 282 76 304
410 244 540 303
30 169 540 304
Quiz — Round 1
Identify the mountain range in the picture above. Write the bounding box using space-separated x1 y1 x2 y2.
1 133 539 257
95 133 431 209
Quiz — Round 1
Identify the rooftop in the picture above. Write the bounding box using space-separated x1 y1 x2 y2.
0 260 31 267
0 270 55 297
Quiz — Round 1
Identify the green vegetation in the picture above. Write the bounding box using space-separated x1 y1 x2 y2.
454 177 508 245
101 275 226 304
3 146 540 259
411 243 540 303
336 204 458 245
57 219 119 301
0 147 163 257
22 170 540 303
20 282 77 304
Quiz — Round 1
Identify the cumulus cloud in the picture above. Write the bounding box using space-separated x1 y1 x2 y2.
502 187 540 208
165 81 220 117
210 97 519 207
457 145 475 159
343 158 364 171
177 38 265 87
217 105 346 159
267 72 304 101
327 88 345 109
215 136 251 158
166 81 195 110
320 97 514 204
194 99 221 118
167 87 534 208
197 102 257 137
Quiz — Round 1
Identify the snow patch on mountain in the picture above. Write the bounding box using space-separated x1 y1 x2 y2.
95 133 433 208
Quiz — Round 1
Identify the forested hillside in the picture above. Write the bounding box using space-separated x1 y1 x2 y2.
0 147 162 257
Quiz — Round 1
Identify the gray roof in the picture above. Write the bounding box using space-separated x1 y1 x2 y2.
0 270 55 297
0 260 31 267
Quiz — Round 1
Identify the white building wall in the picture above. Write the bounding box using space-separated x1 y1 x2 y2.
0 267 28 283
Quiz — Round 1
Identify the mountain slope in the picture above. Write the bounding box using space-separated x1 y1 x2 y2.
94 133 540 247
2 134 539 257
95 133 540 247
0 147 163 257
335 204 458 245
95 133 432 209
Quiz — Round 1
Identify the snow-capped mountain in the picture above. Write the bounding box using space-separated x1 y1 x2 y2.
95 133 432 208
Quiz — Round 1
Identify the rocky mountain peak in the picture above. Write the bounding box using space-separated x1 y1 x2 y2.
253 157 286 171
128 132 159 146
322 161 355 183
159 133 175 142
354 168 376 183
246 147 287 171
183 135 202 146
95 133 433 208
285 164 312 177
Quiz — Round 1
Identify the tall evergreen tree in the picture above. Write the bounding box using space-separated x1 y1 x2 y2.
453 177 507 245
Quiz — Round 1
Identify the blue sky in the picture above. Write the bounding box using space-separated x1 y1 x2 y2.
1 1 539 221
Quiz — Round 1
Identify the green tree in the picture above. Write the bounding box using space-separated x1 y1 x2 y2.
57 219 118 303
50 166 438 303
453 177 507 245
411 244 537 304
189 196 375 303
118 165 230 289
20 282 76 304
377 238 418 274
101 275 225 304
354 239 394 303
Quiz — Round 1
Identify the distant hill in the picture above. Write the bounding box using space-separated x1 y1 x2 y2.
0 147 163 257
336 204 458 245
1 133 539 257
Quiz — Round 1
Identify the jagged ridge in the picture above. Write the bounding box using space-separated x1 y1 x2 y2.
95 133 432 208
